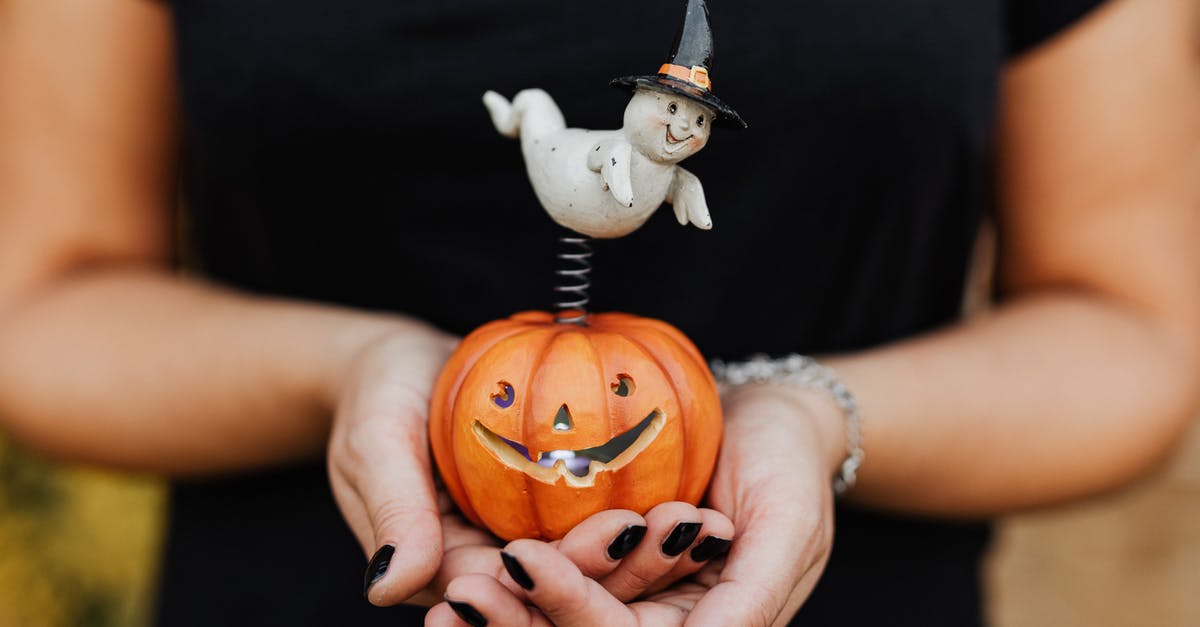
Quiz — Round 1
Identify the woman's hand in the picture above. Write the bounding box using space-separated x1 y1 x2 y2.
327 320 738 608
422 499 734 616
326 323 462 605
427 384 843 626
687 384 839 625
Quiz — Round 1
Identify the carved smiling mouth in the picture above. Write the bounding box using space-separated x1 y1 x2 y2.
473 409 666 487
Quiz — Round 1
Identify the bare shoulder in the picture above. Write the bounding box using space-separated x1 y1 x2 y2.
0 0 177 299
996 0 1200 324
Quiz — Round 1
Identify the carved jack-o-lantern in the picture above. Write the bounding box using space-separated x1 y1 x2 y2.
429 311 722 540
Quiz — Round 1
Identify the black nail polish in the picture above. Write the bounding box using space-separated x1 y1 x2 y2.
607 524 648 560
689 536 732 562
448 599 488 627
661 522 702 557
362 545 395 597
500 551 535 590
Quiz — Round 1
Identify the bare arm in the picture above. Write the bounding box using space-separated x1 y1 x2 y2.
827 0 1200 515
0 0 434 475
0 1 471 605
0 270 432 473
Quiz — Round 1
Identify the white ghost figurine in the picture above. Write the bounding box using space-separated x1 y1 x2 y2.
483 88 721 238
482 0 745 239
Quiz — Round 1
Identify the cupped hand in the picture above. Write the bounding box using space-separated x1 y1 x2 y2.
425 499 730 615
424 489 734 611
683 384 841 625
425 501 735 627
325 323 465 605
327 319 740 609
428 383 842 626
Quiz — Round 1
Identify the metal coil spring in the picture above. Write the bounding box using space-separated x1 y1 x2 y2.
553 236 592 325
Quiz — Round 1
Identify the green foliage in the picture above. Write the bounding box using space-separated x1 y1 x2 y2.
0 432 164 627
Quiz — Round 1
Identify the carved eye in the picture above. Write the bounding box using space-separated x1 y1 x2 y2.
696 115 705 128
491 382 515 408
667 102 678 115
611 375 636 397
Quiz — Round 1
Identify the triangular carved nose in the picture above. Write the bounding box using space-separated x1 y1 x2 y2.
553 404 574 432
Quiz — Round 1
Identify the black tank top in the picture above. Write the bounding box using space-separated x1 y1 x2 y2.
160 1 1103 624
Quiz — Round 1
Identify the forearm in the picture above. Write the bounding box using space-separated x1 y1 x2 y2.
0 266 432 474
826 291 1200 516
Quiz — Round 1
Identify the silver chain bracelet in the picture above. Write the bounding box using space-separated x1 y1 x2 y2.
710 354 864 496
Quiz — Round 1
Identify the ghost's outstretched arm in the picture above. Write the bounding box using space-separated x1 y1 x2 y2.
586 139 634 208
667 166 712 230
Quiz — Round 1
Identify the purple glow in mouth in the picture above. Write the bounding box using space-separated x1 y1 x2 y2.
537 450 592 477
498 435 531 460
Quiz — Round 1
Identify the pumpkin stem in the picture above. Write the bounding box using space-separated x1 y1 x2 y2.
553 235 592 325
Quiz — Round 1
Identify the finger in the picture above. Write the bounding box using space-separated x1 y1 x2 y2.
426 509 647 606
438 494 498 552
598 501 703 602
500 540 638 627
428 574 552 627
555 509 648 579
407 543 501 607
686 568 825 627
426 602 477 627
333 413 442 606
645 507 735 596
684 497 832 627
404 483 503 606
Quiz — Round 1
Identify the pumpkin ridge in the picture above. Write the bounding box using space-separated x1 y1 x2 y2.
457 324 555 534
527 325 613 536
520 324 567 540
653 324 722 502
582 330 621 510
436 319 530 525
610 317 710 377
611 328 687 501
582 331 616 443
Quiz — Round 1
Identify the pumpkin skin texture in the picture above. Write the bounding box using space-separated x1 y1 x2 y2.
429 311 722 541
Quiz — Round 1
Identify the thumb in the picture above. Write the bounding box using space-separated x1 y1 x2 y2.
332 411 443 606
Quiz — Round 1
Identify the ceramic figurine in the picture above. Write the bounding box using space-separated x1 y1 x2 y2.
428 311 722 541
429 0 741 541
482 0 745 239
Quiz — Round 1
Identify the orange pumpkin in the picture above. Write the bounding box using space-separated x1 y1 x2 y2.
429 311 722 540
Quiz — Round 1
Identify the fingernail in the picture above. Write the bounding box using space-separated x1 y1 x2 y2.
661 522 702 557
607 524 648 560
689 536 732 562
501 551 535 590
362 544 395 597
447 598 488 627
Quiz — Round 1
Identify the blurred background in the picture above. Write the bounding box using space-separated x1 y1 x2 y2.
2 416 1199 626
0 434 162 627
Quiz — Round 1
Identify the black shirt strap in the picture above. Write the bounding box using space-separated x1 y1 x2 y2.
1006 0 1109 58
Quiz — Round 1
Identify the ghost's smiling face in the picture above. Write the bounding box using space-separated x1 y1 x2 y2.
623 87 713 164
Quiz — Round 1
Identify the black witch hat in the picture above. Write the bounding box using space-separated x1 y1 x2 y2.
611 0 746 129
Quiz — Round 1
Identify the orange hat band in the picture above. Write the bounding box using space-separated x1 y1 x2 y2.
657 63 712 90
